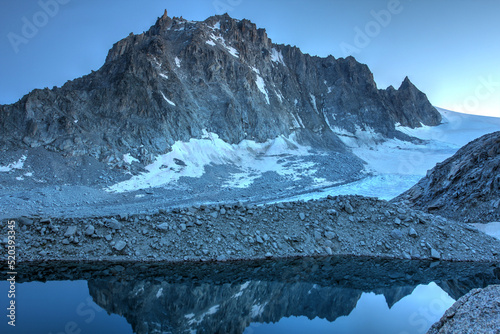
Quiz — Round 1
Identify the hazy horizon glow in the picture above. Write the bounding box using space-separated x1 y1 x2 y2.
1 0 499 117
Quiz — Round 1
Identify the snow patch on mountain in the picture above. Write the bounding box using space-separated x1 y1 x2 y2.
255 75 270 104
0 155 26 172
310 94 319 113
271 48 285 66
207 33 239 58
161 92 176 106
106 132 316 192
123 153 139 165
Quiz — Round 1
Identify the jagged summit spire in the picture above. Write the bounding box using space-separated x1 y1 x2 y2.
399 76 415 90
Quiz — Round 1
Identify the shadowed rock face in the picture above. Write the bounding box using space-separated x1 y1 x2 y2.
395 131 500 224
0 12 440 165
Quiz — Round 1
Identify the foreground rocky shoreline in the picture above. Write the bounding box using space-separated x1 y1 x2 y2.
5 195 500 263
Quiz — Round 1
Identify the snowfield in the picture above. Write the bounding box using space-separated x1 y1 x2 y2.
107 131 318 193
281 108 500 201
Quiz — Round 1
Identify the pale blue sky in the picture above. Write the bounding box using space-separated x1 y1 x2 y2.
1 0 499 117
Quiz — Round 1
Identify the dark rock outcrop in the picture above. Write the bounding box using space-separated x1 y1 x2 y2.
395 131 500 223
0 11 441 164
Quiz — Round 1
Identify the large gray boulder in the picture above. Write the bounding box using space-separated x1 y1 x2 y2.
427 284 500 334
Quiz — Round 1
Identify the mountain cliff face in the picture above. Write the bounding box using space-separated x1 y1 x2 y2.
0 11 440 164
395 131 500 223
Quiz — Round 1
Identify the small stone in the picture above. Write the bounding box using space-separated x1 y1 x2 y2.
202 249 209 255
395 217 401 225
325 231 336 240
326 209 338 216
325 246 333 255
314 231 322 241
216 255 227 261
397 208 407 215
195 220 203 226
179 224 187 231
409 228 418 238
64 226 77 237
430 248 441 260
85 225 95 236
61 239 70 245
157 223 169 231
40 218 52 224
220 208 227 215
113 240 127 252
344 202 354 214
19 217 34 226
265 252 273 258
256 235 264 244
390 229 403 239
299 212 306 221
105 234 113 241
210 212 218 219
106 218 122 230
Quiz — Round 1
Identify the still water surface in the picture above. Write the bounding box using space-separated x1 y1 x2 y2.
1 256 499 334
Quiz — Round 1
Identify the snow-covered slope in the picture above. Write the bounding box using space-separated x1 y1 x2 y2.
107 132 335 193
282 108 500 201
397 108 500 147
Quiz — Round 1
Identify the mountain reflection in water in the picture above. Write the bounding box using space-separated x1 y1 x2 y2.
4 256 500 334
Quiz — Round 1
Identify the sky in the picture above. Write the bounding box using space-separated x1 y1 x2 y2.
0 0 499 117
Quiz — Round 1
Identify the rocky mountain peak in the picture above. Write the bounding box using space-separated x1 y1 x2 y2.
399 76 414 90
0 10 442 165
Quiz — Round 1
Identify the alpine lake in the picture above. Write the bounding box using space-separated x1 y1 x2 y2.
1 256 499 334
